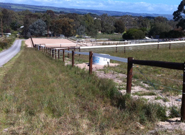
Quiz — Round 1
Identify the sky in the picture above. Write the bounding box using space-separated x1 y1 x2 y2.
0 0 182 14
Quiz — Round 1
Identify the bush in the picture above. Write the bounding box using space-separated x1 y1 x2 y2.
160 30 184 38
122 28 145 39
114 95 167 124
0 38 15 49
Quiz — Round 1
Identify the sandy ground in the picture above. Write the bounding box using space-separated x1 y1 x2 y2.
25 38 76 48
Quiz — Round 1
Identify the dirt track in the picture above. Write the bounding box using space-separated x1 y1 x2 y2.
25 38 76 48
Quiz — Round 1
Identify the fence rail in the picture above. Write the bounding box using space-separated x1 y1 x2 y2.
34 43 185 122
80 40 185 49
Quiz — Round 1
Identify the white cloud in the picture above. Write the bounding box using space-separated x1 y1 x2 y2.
0 0 178 14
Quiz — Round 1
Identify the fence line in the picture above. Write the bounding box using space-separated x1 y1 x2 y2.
35 44 185 122
80 40 185 49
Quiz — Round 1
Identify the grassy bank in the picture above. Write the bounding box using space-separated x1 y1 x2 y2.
0 47 167 134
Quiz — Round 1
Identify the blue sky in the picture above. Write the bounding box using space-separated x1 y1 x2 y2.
0 0 181 14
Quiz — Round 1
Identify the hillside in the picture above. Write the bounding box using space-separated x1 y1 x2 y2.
0 2 173 20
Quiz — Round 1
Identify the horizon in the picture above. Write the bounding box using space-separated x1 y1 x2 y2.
0 0 181 15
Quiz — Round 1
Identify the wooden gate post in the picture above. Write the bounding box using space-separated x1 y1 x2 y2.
181 62 185 121
72 51 74 67
89 51 93 75
126 57 133 94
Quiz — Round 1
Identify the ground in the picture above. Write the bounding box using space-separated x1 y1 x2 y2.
25 38 76 48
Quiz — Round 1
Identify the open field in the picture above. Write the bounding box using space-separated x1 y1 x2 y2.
0 46 175 134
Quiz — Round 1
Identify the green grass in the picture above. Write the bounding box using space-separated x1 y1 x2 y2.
132 91 156 96
96 33 123 41
0 47 168 134
82 44 185 95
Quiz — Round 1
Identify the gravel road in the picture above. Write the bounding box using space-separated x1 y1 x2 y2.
0 39 22 67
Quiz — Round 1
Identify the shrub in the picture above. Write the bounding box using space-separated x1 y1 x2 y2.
0 38 15 49
122 28 145 39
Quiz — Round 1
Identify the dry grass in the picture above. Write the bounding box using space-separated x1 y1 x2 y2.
0 47 167 134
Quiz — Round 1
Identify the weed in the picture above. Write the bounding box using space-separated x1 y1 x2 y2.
169 106 180 118
155 96 163 100
132 91 156 96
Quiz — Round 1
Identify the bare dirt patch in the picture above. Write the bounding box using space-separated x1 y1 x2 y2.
25 38 76 48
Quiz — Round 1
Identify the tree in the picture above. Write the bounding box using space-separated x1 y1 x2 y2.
51 19 63 37
44 10 55 37
114 20 125 33
100 14 115 34
2 9 11 26
149 22 172 37
51 18 75 37
61 18 75 37
0 12 3 36
83 14 98 37
122 28 145 39
29 19 47 36
173 0 185 29
76 25 85 36
160 30 184 38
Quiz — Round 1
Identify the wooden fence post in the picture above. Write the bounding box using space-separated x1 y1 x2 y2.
52 49 54 58
157 43 159 50
68 47 70 58
50 49 52 57
181 62 185 121
72 51 74 67
55 49 57 59
79 48 81 56
58 49 60 59
126 57 133 94
124 47 126 53
63 49 65 62
89 51 93 75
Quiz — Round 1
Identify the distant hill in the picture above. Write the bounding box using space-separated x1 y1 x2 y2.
0 2 174 20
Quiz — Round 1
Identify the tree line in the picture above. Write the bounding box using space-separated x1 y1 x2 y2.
0 1 184 40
